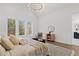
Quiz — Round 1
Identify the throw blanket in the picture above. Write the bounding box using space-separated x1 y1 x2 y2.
8 39 48 56
24 39 48 56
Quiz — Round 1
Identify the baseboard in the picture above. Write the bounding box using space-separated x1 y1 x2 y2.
55 40 72 46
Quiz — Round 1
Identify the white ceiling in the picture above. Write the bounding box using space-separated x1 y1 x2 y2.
31 3 79 16
0 3 79 16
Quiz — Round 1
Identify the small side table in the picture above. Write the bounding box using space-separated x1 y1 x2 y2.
47 34 55 42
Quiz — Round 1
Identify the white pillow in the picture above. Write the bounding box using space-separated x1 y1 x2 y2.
0 36 1 43
4 51 10 56
1 37 14 50
0 45 6 56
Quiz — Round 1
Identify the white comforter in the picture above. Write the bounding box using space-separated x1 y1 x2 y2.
25 39 48 56
9 39 48 56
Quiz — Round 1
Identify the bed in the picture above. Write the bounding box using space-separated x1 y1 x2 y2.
9 39 48 56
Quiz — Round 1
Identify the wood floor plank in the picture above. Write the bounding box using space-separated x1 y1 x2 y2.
47 41 79 56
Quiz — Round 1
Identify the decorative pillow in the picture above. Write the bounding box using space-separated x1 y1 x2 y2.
0 36 1 43
4 51 10 56
9 34 19 45
0 44 6 56
1 37 14 50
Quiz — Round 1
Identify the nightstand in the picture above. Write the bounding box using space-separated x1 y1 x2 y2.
47 34 55 42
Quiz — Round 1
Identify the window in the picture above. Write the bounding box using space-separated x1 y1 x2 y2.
27 22 32 35
8 18 32 36
8 18 16 36
19 20 25 35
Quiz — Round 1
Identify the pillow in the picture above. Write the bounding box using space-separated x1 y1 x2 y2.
4 51 10 56
9 34 19 45
0 36 1 43
0 44 6 56
1 37 14 50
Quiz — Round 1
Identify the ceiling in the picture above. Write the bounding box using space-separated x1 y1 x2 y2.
28 3 79 17
0 3 79 16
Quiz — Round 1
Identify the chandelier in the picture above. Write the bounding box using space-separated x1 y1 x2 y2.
30 3 43 11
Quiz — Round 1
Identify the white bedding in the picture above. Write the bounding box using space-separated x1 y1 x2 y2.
25 39 48 56
9 39 48 56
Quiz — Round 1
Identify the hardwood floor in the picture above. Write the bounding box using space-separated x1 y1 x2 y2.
47 41 79 56
47 41 73 49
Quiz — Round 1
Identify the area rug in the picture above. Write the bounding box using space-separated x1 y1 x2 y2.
45 43 73 56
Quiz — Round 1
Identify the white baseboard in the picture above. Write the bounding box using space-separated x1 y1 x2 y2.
55 40 72 45
55 40 79 46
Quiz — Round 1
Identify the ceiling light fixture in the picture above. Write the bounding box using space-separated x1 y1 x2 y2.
30 3 43 11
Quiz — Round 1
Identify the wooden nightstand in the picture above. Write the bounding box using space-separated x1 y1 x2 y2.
47 33 55 42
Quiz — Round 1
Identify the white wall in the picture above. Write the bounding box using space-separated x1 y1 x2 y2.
38 8 72 45
38 3 79 45
0 3 38 38
1 3 79 45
